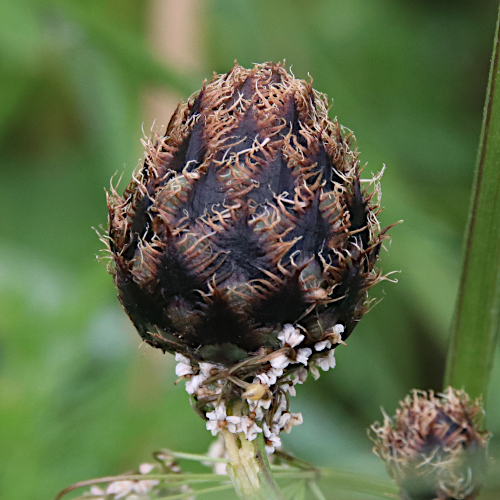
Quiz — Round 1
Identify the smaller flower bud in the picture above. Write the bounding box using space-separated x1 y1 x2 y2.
242 382 269 401
370 387 490 500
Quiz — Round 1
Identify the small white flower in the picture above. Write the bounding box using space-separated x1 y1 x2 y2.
139 462 155 475
262 422 272 438
133 479 160 494
296 347 312 365
248 399 267 420
265 444 276 454
314 340 331 351
294 367 308 384
264 432 282 455
226 415 242 433
315 349 336 372
255 371 272 386
90 485 105 496
213 461 228 476
205 403 228 435
106 481 135 498
206 420 221 436
258 365 284 385
310 366 320 380
285 384 296 397
206 403 227 421
277 412 291 429
185 374 205 394
241 416 262 441
333 324 345 335
272 411 284 424
327 324 345 344
278 324 305 347
271 399 287 423
270 353 290 370
272 421 283 436
175 362 193 377
286 412 303 433
175 352 191 364
199 362 215 377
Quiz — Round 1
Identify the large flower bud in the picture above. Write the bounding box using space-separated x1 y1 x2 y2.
107 62 386 366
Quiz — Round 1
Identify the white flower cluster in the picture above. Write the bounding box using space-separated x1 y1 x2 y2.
87 463 160 500
174 355 221 396
175 323 344 454
86 461 194 500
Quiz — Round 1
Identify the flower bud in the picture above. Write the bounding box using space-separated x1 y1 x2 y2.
106 62 387 367
370 388 490 500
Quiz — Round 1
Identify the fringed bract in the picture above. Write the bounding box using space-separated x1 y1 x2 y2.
107 62 387 366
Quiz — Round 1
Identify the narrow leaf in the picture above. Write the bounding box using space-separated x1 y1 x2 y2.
445 4 500 402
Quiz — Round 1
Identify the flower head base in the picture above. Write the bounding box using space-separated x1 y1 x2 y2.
370 388 490 500
175 322 342 454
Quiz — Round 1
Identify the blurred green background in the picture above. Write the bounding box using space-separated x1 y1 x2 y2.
1 0 499 498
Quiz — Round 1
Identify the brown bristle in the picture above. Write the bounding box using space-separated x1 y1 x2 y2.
106 62 388 365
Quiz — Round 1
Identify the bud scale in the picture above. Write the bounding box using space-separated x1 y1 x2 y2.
107 62 387 366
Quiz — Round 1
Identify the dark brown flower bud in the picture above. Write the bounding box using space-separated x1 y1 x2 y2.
106 62 387 366
370 388 490 500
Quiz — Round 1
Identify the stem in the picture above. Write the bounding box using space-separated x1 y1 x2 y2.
444 3 500 403
221 429 284 500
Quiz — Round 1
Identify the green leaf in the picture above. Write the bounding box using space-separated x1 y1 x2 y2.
319 468 398 499
445 4 500 403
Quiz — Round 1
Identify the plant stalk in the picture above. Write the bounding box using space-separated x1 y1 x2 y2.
444 3 500 403
221 429 284 500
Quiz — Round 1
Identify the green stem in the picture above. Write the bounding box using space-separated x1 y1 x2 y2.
444 2 500 403
221 429 285 500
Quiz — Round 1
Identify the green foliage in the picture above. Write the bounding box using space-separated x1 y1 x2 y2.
0 0 499 499
445 4 500 403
